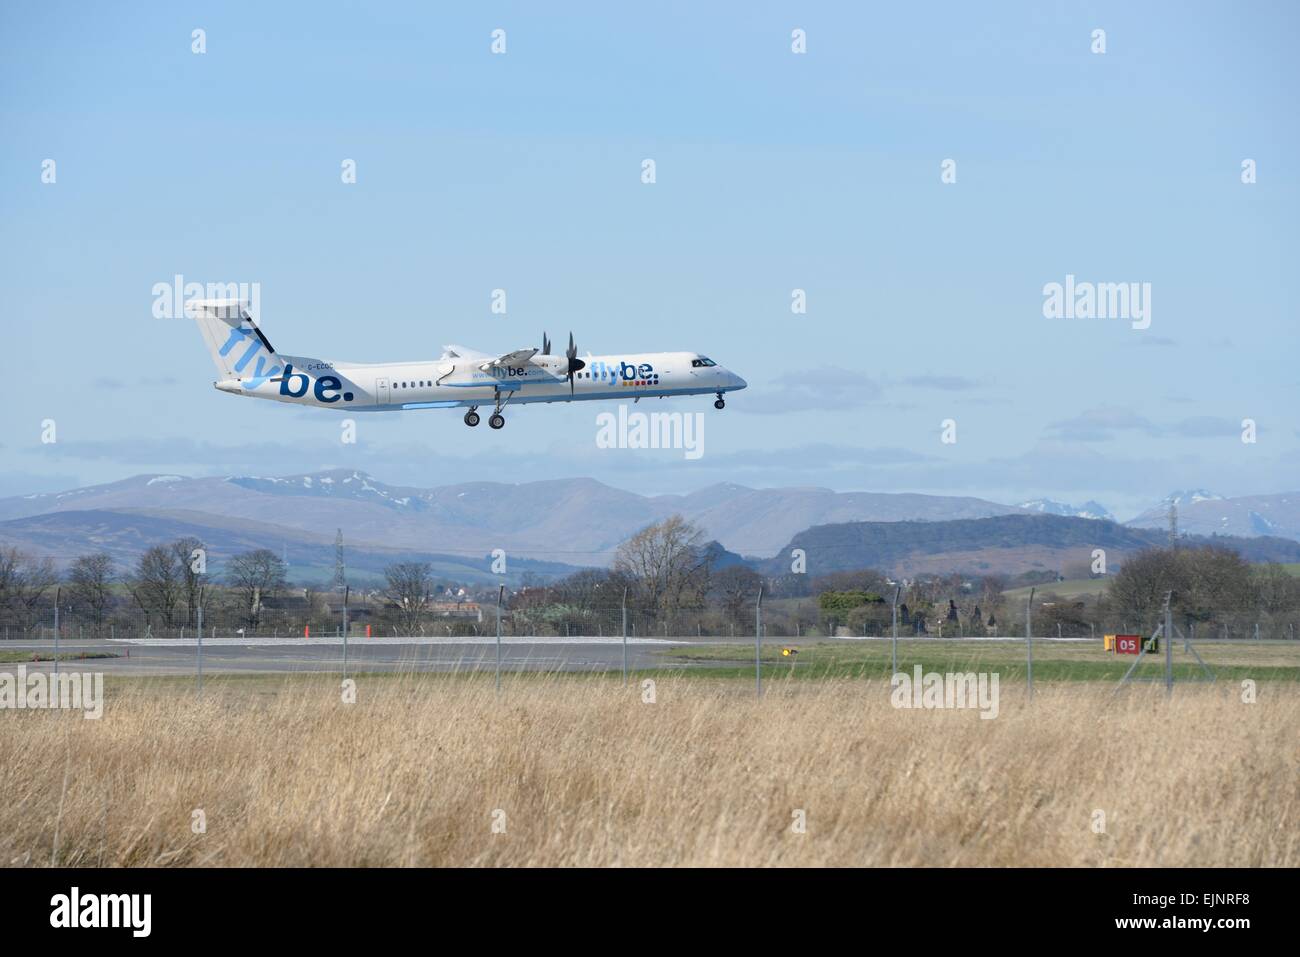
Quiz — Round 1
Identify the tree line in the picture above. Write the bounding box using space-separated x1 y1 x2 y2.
0 541 289 636
3 519 1298 639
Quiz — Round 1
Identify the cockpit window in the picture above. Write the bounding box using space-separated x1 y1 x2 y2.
691 357 717 368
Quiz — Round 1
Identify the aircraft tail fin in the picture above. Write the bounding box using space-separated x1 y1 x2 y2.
186 299 283 381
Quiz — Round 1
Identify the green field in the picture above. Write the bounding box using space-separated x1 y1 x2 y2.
12 638 1297 692
659 638 1300 683
1003 578 1110 601
0 650 120 664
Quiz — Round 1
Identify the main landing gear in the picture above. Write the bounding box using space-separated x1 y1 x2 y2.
714 392 726 410
466 391 511 429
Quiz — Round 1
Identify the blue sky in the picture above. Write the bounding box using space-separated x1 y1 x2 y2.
2 1 1297 519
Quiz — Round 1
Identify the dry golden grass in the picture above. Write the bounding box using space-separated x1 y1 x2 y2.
1 674 1295 867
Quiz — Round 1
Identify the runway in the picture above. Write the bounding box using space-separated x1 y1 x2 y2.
1 636 699 676
1 634 1118 678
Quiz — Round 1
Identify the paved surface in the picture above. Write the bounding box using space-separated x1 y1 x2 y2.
0 636 698 675
0 634 1112 677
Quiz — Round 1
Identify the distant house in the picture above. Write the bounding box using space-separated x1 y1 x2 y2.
430 600 482 622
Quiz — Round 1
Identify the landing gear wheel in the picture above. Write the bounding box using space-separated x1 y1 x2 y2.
488 413 506 430
464 410 480 427
714 396 726 410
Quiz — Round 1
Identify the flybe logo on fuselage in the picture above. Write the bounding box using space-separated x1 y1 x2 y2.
278 365 354 403
589 360 660 386
217 325 354 402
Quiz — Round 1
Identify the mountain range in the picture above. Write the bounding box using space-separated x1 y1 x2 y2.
1 471 1297 583
1126 490 1300 541
0 470 1026 570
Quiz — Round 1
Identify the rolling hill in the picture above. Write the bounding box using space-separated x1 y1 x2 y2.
760 514 1300 579
0 470 1026 566
0 507 578 585
7 472 1297 583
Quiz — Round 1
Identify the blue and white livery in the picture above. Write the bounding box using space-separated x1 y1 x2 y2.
187 299 746 430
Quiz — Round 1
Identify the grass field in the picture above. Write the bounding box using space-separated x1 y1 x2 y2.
1003 578 1111 600
662 638 1300 683
0 651 120 664
1 668 1295 867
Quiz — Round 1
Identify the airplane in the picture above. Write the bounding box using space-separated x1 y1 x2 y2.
187 299 746 429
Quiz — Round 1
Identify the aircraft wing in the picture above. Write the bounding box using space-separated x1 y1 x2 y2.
478 348 539 371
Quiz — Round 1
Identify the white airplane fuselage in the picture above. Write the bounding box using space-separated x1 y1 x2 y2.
188 300 745 427
215 350 746 412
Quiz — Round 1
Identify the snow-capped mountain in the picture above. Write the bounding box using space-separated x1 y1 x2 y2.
1127 491 1300 541
1016 498 1115 522
1158 489 1225 507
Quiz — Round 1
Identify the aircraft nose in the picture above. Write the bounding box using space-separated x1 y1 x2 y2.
727 371 747 390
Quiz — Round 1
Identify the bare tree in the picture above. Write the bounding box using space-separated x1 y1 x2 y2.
1179 546 1251 627
0 547 59 631
1255 563 1300 619
1108 545 1252 634
383 562 434 635
68 553 115 636
227 549 287 630
613 515 710 623
130 545 184 629
811 569 890 595
172 536 207 628
710 565 764 627
550 569 612 617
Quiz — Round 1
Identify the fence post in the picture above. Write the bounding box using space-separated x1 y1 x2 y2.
1165 593 1174 696
495 585 504 694
53 588 61 678
755 587 764 696
891 586 900 677
1025 587 1034 701
342 586 350 680
196 592 204 695
621 588 628 685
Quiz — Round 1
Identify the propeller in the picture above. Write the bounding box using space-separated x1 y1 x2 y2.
541 332 551 355
565 332 586 394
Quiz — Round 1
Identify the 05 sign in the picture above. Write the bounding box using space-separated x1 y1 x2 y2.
1115 635 1141 655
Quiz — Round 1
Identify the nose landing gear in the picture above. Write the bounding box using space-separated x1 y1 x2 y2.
714 392 726 410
